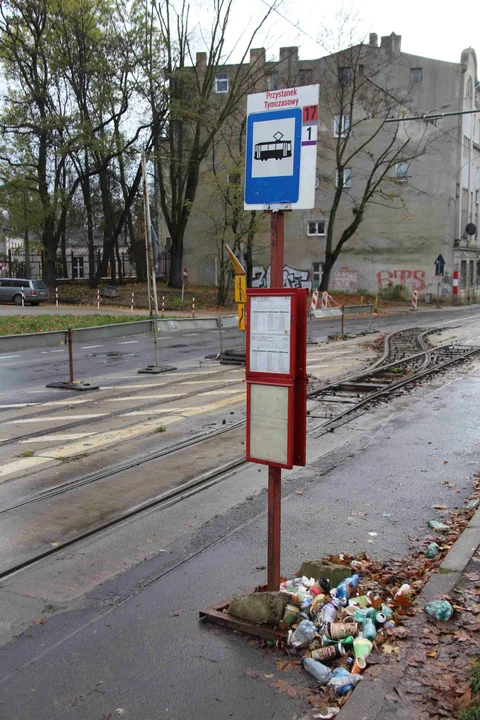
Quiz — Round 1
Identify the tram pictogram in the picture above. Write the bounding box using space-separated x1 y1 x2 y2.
254 131 292 161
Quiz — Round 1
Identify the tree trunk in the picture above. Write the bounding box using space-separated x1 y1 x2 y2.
319 259 334 291
168 232 183 288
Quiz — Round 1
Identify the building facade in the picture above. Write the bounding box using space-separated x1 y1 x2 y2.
183 34 480 300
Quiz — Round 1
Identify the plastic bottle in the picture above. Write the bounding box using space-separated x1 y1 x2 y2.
328 667 362 696
289 619 317 647
302 657 332 684
335 574 360 603
428 519 449 532
316 602 337 627
424 600 453 621
362 618 377 642
427 542 439 558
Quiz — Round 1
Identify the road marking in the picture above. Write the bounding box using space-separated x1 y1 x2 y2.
0 403 39 408
0 456 53 482
5 414 107 423
50 349 66 353
19 433 95 443
105 393 182 401
118 340 139 345
0 355 21 360
184 333 199 336
157 336 172 340
81 345 104 349
34 415 183 459
179 379 238 385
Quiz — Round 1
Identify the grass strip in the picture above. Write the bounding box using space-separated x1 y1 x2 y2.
0 315 150 336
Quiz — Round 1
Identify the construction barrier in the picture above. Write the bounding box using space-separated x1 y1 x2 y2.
411 290 418 311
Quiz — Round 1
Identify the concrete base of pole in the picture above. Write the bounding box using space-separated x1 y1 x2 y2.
137 365 176 375
46 381 99 391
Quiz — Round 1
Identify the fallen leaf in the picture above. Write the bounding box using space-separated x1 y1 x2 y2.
32 617 46 625
432 505 448 510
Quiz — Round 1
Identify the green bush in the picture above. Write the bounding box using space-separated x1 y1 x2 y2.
380 283 406 301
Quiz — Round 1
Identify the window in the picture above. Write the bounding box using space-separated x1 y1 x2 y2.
312 262 323 287
470 260 474 286
307 221 326 236
461 259 467 289
358 64 364 74
339 67 352 86
396 162 408 182
333 115 350 137
298 68 312 86
410 67 422 83
72 256 84 279
214 72 228 93
266 72 279 90
335 167 352 188
476 169 480 204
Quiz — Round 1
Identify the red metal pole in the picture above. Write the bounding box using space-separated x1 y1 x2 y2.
267 210 284 592
67 327 74 383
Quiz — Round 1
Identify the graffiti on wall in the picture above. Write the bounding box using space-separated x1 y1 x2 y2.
252 264 312 290
376 269 426 292
332 267 360 292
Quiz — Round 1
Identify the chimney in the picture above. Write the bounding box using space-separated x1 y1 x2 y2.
279 46 299 63
369 33 378 47
196 52 207 67
250 47 265 66
380 33 402 58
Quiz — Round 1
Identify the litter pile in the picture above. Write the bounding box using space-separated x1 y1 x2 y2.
227 552 455 715
279 561 411 700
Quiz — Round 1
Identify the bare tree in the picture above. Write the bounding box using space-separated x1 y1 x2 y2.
315 37 442 290
146 0 279 288
202 121 266 303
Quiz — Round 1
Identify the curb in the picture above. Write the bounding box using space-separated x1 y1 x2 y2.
337 506 480 720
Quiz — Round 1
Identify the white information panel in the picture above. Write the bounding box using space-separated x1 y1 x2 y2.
249 295 291 374
249 383 289 465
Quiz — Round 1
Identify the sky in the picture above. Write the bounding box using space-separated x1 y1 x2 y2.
217 0 480 67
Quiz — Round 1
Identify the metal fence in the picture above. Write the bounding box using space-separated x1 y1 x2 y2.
0 249 171 281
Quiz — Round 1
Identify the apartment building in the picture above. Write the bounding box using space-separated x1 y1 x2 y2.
183 34 479 300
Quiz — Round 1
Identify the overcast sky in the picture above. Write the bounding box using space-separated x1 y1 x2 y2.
219 0 480 67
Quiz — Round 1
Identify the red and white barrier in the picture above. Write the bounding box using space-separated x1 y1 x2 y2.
55 287 59 307
192 296 195 318
453 271 459 296
411 290 418 311
130 292 134 313
321 291 329 309
310 290 319 311
96 289 100 309
21 286 25 307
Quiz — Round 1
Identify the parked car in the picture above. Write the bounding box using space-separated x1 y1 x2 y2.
0 278 50 305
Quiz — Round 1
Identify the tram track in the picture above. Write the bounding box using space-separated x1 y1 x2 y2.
2 325 480 583
309 328 480 435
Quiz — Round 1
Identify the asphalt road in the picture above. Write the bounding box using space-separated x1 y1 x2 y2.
0 348 479 719
2 304 480 401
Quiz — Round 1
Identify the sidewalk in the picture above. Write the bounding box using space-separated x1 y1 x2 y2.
338 509 480 720
0 360 480 718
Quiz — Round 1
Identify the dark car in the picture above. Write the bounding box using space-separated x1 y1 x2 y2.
0 278 50 305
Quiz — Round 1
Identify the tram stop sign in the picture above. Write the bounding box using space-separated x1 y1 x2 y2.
244 85 319 210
